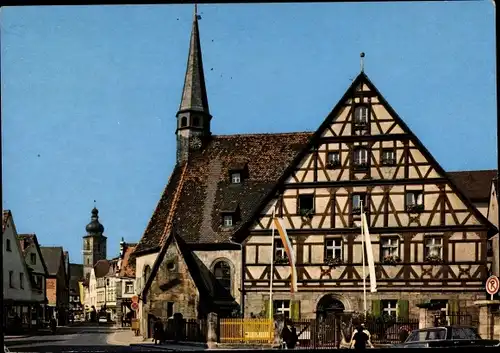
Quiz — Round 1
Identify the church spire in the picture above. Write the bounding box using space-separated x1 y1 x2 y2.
177 4 210 116
175 5 212 164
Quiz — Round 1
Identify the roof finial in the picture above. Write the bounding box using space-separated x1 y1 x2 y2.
93 199 96 208
194 4 198 18
360 52 365 73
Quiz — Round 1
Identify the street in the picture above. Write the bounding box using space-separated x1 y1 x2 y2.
4 325 168 353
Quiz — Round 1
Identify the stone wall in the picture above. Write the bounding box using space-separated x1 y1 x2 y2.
193 249 241 304
147 242 200 320
245 290 482 320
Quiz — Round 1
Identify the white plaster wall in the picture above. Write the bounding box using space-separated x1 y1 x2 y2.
3 216 33 301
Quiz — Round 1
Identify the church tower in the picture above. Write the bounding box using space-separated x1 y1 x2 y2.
176 5 212 164
82 207 107 279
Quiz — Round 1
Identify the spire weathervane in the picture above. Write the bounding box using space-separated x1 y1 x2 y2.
93 200 96 208
360 52 365 73
194 4 201 20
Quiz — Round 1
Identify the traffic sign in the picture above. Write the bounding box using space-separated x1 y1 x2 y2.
131 295 139 303
131 302 139 311
486 275 499 300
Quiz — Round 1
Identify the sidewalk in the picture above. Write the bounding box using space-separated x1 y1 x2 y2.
106 329 148 346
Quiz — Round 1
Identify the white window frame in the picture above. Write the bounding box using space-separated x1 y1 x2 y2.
382 300 398 318
274 300 291 319
231 172 241 184
354 148 368 165
275 238 286 259
354 106 369 124
223 215 233 227
382 149 395 164
406 191 424 208
381 237 400 258
125 281 134 294
325 238 342 260
425 236 443 258
327 152 340 165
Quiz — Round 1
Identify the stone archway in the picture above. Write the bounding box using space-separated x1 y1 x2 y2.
316 294 346 320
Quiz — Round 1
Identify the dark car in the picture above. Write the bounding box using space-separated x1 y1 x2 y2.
393 326 500 348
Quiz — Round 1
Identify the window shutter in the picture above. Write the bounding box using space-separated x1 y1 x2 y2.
263 299 270 319
371 300 381 316
291 300 301 321
448 299 459 325
397 300 409 321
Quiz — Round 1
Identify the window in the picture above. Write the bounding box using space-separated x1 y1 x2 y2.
181 116 187 127
231 172 241 184
30 253 36 265
487 240 493 257
425 237 443 260
326 152 340 168
354 106 369 125
405 191 424 211
381 149 396 166
214 261 231 293
6 239 12 252
20 273 24 289
87 258 91 265
353 148 369 169
273 300 290 319
9 271 14 288
274 239 287 261
223 215 233 227
324 238 342 261
298 194 315 216
166 302 174 318
381 237 400 260
125 281 134 294
382 300 398 318
192 116 200 126
351 193 366 214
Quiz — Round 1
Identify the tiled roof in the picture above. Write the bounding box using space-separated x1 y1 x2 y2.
93 259 111 278
69 263 84 291
133 132 311 254
448 170 497 202
40 246 64 276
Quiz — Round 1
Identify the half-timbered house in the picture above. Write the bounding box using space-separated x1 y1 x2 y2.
133 8 498 336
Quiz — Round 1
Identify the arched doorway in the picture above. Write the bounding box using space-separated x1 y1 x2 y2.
316 294 345 321
315 294 346 348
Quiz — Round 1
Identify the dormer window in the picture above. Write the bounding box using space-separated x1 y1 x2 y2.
223 215 233 227
231 172 241 184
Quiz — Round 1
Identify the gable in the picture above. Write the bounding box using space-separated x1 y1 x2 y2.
18 235 49 276
2 213 33 297
247 72 496 236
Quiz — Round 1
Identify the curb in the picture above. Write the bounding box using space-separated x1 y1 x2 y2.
131 344 175 351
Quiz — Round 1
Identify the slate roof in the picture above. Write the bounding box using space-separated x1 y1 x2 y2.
40 247 64 276
447 170 497 202
133 132 311 255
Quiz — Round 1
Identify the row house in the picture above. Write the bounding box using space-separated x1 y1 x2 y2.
2 210 49 333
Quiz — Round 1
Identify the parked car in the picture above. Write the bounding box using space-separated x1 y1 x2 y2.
393 326 500 348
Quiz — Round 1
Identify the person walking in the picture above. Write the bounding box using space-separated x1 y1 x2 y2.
350 325 370 350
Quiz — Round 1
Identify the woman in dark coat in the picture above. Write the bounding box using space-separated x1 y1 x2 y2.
153 319 164 345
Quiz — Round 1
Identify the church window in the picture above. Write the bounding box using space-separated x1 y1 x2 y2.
193 116 200 126
223 215 233 227
405 191 424 211
231 172 241 184
213 261 231 293
326 152 340 168
298 194 315 217
354 105 369 125
181 117 188 127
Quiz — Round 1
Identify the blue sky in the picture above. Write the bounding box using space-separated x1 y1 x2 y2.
1 2 496 263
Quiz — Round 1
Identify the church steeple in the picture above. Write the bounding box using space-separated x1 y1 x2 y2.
176 5 212 164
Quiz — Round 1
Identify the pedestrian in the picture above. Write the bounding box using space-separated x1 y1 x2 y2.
350 325 370 350
287 325 298 349
360 323 374 348
153 318 164 345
